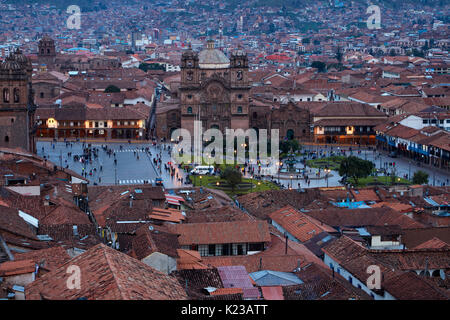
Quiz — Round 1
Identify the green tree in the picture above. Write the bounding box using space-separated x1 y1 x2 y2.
339 156 375 186
220 167 242 192
280 139 301 155
311 61 326 72
412 170 429 185
335 46 343 63
104 85 120 93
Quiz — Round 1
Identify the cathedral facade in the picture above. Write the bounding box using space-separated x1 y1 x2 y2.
179 40 250 137
0 49 36 153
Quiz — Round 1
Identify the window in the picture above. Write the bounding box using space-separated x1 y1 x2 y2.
4 136 9 143
131 121 135 126
3 88 10 103
187 107 193 114
13 88 19 103
215 244 223 256
95 122 99 128
237 106 243 113
237 94 243 99
198 245 208 257
423 119 428 124
208 245 215 256
40 92 44 99
187 94 192 99
11 118 14 123
124 121 128 126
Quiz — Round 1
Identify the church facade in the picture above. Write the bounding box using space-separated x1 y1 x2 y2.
179 40 250 137
157 40 312 143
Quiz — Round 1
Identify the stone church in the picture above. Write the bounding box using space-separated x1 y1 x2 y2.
0 49 36 153
157 40 312 142
179 40 250 136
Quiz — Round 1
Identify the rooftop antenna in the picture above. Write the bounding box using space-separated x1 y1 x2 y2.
219 20 224 51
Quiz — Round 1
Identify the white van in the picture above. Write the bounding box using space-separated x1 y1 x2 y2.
190 166 214 175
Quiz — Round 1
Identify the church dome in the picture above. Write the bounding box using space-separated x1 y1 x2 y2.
198 40 230 69
12 48 29 65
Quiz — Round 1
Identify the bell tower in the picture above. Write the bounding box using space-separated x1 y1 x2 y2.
0 50 35 153
38 35 56 69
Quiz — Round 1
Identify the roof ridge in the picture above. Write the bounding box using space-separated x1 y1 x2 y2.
102 244 127 300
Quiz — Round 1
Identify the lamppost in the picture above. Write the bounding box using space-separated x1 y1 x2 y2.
325 168 330 188
251 175 253 192
278 161 283 183
408 161 411 181
290 175 293 190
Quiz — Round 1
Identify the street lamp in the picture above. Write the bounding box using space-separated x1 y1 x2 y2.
290 175 293 190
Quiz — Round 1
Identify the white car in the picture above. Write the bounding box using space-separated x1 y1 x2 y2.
190 166 215 175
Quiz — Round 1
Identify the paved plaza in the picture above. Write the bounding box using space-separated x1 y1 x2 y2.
36 141 187 189
37 141 450 190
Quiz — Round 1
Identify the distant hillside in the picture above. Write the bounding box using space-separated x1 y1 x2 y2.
4 0 447 11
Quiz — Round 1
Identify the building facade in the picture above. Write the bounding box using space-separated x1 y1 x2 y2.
179 41 250 136
0 49 36 153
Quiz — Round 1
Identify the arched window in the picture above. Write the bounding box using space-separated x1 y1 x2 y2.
237 106 243 113
41 49 44 54
187 107 192 114
13 88 19 103
3 88 10 103
47 48 50 54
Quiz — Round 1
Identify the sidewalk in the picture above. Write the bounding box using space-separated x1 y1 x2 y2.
37 137 153 144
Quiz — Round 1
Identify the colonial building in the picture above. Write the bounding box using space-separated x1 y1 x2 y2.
179 41 250 136
0 49 36 153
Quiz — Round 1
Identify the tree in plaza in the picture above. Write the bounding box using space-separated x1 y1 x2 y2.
338 156 375 186
412 170 429 185
280 139 301 155
220 166 242 192
104 85 121 93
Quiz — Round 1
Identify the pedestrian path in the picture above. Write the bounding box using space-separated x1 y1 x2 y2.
118 179 153 185
113 149 148 153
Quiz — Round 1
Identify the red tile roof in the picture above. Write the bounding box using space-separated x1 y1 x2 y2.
269 206 330 242
0 259 35 277
14 246 71 271
168 220 271 245
25 244 188 300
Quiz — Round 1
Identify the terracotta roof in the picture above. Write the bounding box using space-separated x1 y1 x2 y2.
261 286 284 300
413 237 450 250
149 207 185 223
383 272 448 300
269 206 330 242
25 243 188 300
350 188 380 202
14 246 71 271
283 262 372 300
131 224 179 260
0 259 35 277
167 220 271 246
176 249 209 270
304 207 425 230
